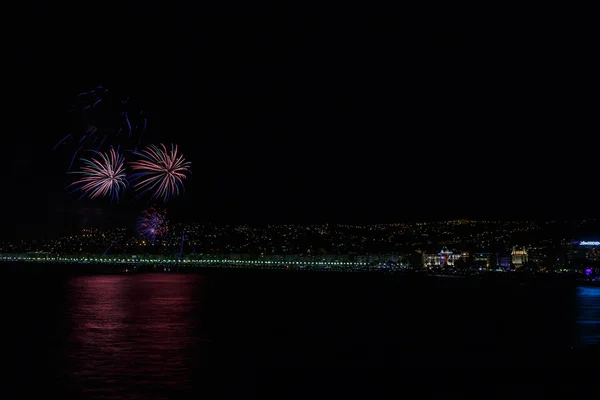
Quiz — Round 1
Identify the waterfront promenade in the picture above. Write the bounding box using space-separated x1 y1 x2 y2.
0 253 371 270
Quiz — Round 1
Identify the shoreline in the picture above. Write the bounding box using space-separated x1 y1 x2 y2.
1 262 597 286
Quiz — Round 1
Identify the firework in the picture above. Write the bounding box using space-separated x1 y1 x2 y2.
137 207 168 242
129 144 191 202
54 86 148 169
68 147 128 200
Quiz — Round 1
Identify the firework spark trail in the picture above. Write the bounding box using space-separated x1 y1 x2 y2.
53 134 72 150
55 87 108 158
137 207 168 243
130 144 191 202
68 145 84 171
56 87 148 162
103 239 121 255
68 147 128 200
125 112 131 136
95 135 107 151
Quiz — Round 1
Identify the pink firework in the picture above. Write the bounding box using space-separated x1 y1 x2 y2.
137 207 168 242
129 143 191 201
69 147 128 200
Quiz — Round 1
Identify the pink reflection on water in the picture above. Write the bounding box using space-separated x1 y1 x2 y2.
65 274 205 398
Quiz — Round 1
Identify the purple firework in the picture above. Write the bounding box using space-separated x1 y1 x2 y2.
136 207 168 242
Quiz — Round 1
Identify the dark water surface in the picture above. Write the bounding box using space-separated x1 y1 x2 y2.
1 270 599 397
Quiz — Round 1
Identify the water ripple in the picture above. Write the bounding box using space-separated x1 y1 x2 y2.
575 286 600 347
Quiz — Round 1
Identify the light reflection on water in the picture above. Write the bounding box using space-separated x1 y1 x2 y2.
63 274 204 399
3 270 600 396
575 286 600 347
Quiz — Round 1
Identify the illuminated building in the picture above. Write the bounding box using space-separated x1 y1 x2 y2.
424 247 461 267
559 240 599 268
470 253 490 268
511 246 528 267
527 246 548 265
578 241 599 262
495 253 510 268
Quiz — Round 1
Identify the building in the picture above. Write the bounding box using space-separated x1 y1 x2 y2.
562 241 600 268
527 246 549 265
511 246 528 267
424 247 461 267
579 241 600 262
560 241 579 267
471 252 491 268
409 250 425 268
495 252 511 268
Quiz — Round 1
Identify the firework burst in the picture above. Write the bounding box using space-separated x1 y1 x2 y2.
137 207 168 242
68 147 128 200
129 143 191 202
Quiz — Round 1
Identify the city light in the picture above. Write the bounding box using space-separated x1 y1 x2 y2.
2 221 598 273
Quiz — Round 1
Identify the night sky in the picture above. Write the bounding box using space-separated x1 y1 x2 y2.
3 5 597 239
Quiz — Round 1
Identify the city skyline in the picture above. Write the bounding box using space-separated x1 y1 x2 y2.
4 217 598 248
3 218 598 275
4 7 598 241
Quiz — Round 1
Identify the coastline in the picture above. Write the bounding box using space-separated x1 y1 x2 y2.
1 261 597 287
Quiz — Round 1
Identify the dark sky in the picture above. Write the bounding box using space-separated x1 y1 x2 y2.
3 5 598 239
